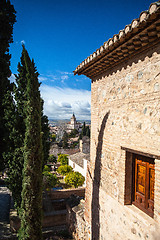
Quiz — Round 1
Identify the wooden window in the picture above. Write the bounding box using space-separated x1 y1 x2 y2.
133 154 155 218
123 147 155 218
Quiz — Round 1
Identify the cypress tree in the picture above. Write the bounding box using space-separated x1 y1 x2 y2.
3 86 24 210
3 49 28 211
19 46 43 240
82 122 86 136
4 47 50 213
0 0 16 170
14 51 28 139
7 50 29 211
41 99 50 168
86 126 90 138
4 50 27 211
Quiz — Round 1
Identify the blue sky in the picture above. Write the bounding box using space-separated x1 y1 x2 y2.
9 0 154 120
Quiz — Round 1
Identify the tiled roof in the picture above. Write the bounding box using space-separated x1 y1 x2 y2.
69 152 90 168
74 1 160 79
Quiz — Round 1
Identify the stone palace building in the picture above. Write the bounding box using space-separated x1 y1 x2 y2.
73 1 160 239
67 113 82 132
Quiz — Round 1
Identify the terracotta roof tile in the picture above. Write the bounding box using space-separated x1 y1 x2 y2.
74 1 160 78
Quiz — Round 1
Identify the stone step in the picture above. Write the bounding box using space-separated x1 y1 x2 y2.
43 210 67 228
44 209 67 217
0 222 17 240
43 225 73 240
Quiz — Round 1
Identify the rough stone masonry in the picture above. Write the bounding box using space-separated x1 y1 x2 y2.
73 2 160 240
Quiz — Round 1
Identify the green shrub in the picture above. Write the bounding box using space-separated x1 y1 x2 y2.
43 171 59 189
43 165 50 173
69 129 79 138
50 133 56 142
57 165 73 176
48 154 57 164
65 171 85 188
57 154 68 165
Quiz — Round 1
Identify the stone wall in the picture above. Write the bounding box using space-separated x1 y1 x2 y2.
80 136 90 154
48 187 85 200
84 41 160 239
67 200 90 240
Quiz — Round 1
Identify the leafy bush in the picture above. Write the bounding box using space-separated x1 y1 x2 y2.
57 165 73 176
48 154 57 164
43 165 50 173
50 133 56 142
65 171 85 188
57 154 68 165
43 171 59 189
71 142 79 149
69 129 79 138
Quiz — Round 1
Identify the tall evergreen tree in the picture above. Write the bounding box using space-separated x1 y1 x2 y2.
3 86 24 210
86 126 90 138
0 0 16 170
82 122 86 136
41 99 50 168
4 50 27 211
3 49 28 211
19 46 43 240
14 52 28 138
4 47 50 213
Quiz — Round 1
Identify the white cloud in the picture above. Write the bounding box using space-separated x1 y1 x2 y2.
40 84 91 120
38 76 48 82
21 40 25 45
61 75 69 83
47 74 58 81
58 71 73 75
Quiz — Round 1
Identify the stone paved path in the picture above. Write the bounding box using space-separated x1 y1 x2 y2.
0 187 16 240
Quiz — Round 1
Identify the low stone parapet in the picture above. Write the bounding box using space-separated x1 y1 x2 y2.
48 187 85 200
66 199 88 240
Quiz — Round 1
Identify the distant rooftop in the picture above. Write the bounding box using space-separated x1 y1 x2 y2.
70 152 90 168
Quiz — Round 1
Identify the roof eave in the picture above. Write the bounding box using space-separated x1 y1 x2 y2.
74 2 160 79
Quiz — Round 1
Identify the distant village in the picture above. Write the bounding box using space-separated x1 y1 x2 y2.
49 113 90 150
49 113 90 185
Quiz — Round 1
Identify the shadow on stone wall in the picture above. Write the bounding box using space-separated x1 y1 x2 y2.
91 111 110 240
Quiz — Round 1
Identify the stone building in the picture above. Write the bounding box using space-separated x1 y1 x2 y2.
69 136 90 186
67 113 82 132
73 2 160 240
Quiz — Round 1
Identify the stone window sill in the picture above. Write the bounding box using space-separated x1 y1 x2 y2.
124 204 155 225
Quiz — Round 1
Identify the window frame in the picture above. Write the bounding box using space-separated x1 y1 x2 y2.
122 147 155 218
132 154 155 218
